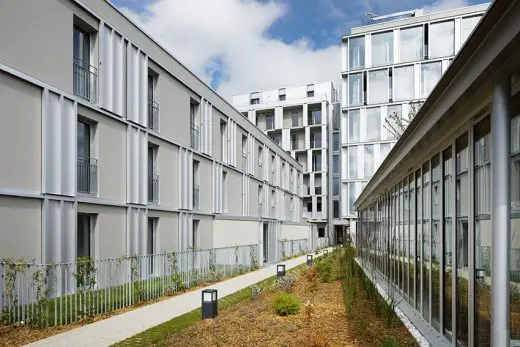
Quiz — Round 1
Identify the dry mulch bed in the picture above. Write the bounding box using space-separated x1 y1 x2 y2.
164 267 417 347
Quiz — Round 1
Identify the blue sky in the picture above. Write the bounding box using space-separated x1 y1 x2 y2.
114 0 489 98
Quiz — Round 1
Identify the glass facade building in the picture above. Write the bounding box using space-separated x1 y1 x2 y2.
340 4 489 237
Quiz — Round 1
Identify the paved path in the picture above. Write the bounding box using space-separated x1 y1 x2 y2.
27 249 330 347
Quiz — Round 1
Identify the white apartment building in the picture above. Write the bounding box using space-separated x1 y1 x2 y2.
233 82 340 246
0 0 312 266
340 3 490 236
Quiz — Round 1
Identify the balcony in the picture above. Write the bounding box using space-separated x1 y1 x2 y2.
308 111 322 125
190 124 200 151
73 57 97 103
148 100 159 131
77 156 98 194
193 185 200 209
148 174 159 203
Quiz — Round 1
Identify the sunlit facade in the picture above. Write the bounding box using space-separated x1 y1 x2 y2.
355 0 520 345
340 4 490 238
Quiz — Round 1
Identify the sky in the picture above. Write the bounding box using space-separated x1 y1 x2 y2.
111 0 489 100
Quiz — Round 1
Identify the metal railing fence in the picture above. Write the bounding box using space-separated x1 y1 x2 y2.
77 156 98 194
278 239 308 261
148 101 159 131
73 57 97 103
0 244 258 327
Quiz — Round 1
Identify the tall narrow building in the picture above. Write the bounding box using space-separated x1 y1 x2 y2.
340 4 490 237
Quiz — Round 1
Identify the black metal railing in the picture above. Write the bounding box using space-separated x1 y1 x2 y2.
148 100 159 131
77 156 98 194
193 185 200 209
190 125 200 151
148 174 159 203
73 57 97 103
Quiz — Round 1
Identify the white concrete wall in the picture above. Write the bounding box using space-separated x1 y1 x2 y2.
280 223 311 240
212 219 259 248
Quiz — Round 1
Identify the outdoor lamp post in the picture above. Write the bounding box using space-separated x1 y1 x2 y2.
201 289 218 319
307 254 313 267
476 268 486 280
277 264 286 278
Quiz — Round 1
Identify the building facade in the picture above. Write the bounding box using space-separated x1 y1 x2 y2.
0 0 311 266
233 82 340 245
355 0 520 345
340 4 490 239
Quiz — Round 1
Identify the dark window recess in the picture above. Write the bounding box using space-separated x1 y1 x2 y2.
307 202 312 211
333 201 339 218
363 71 368 105
307 90 314 97
389 69 393 103
317 198 322 212
424 24 429 60
318 227 325 238
280 94 286 101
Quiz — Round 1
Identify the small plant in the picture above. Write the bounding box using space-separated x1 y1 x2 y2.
272 293 301 316
251 284 262 300
381 338 400 347
276 274 296 293
315 257 333 283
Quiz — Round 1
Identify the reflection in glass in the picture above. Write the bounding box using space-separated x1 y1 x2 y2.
349 36 365 70
416 169 422 311
372 31 394 67
456 133 469 346
511 113 520 339
369 69 389 104
367 108 381 141
421 62 442 98
349 110 360 142
348 182 356 215
404 179 410 298
430 21 455 58
394 65 415 101
409 173 416 305
443 147 453 341
380 143 391 162
349 73 363 106
348 146 358 179
400 26 423 62
461 16 482 45
364 145 374 178
422 162 431 322
474 117 491 345
431 155 441 330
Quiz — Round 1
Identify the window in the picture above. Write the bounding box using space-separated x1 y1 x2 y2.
77 214 94 258
307 84 315 97
318 227 325 238
348 146 358 179
266 114 274 130
148 71 159 131
348 110 360 142
308 109 321 125
364 145 374 177
421 62 442 98
269 133 281 146
73 25 96 101
316 198 322 212
349 36 365 70
279 88 286 101
461 16 482 44
394 65 414 101
148 144 159 203
400 26 423 62
348 182 356 214
380 143 391 162
333 177 340 196
251 98 259 104
430 21 455 58
332 155 340 175
190 102 199 150
348 73 363 106
368 69 389 104
333 133 340 151
192 220 199 249
310 131 321 149
366 108 381 141
250 92 260 105
77 120 91 160
223 171 227 212
442 147 453 338
77 120 97 194
220 119 228 162
371 31 393 67
312 151 322 171
291 110 299 127
333 200 340 218
193 160 200 209
386 105 403 140
147 217 156 272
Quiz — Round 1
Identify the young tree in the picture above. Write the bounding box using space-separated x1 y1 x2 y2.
384 101 423 140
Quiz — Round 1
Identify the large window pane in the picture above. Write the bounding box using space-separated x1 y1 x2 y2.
422 162 431 322
366 107 381 141
333 155 339 174
403 180 410 298
421 62 442 98
380 143 391 162
386 105 403 140
333 177 340 196
369 69 389 104
333 133 340 151
455 134 469 346
400 26 423 62
349 73 363 106
349 110 360 142
364 145 374 178
416 169 422 312
461 16 482 45
349 36 365 70
511 113 520 339
348 146 358 179
474 117 491 345
372 31 394 67
430 21 455 58
409 174 416 305
443 147 453 340
348 182 356 214
431 154 441 330
394 65 415 101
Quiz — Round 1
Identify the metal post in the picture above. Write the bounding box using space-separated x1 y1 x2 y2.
491 74 511 347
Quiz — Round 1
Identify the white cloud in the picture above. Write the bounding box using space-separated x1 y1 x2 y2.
423 0 470 14
118 0 340 100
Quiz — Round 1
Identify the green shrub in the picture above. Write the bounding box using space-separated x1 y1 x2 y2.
380 338 400 347
272 293 301 316
315 256 334 283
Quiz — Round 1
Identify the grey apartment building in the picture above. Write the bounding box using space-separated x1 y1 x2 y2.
0 0 312 266
233 82 341 246
340 4 489 239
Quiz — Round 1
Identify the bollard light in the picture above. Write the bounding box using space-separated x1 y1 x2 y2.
307 254 313 267
476 268 486 280
201 289 218 319
277 264 286 278
324 249 329 257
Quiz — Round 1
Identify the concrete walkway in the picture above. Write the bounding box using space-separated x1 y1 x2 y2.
27 249 330 347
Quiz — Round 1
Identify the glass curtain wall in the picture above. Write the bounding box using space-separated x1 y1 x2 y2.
431 154 441 330
369 69 389 104
455 133 469 346
349 73 363 106
474 116 491 345
416 169 423 311
372 31 394 67
349 36 365 70
422 162 431 321
510 106 520 340
429 20 455 58
409 173 416 305
349 110 361 142
400 26 423 63
394 65 415 101
443 147 453 340
367 108 382 141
